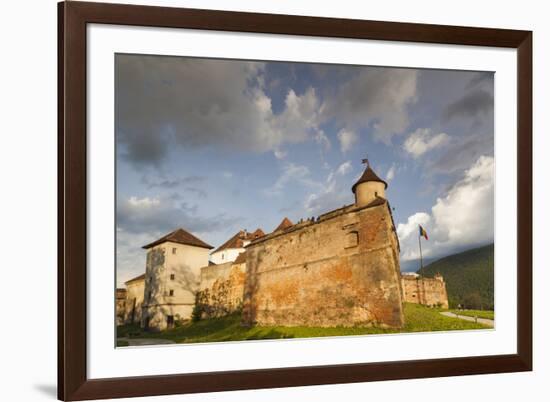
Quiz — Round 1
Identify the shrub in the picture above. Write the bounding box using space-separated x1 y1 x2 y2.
192 292 207 322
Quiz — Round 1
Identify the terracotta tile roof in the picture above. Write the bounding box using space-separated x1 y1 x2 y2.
251 228 265 238
142 228 214 250
352 165 388 193
234 251 247 264
274 217 293 232
212 228 265 254
124 273 145 285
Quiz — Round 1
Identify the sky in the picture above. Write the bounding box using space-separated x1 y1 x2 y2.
115 54 494 286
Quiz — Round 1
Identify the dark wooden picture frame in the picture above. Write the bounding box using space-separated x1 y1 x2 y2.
58 1 532 400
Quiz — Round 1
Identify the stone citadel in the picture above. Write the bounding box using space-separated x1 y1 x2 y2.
118 160 449 331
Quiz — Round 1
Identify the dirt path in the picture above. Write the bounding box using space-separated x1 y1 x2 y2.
118 337 175 346
440 312 494 327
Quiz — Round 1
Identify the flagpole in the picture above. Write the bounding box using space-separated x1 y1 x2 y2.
418 230 424 274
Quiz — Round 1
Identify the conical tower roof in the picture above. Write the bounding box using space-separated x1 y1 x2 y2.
351 164 387 193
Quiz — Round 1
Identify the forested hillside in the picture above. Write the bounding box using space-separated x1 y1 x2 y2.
418 244 494 310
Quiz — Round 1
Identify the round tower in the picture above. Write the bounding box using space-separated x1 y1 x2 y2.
351 159 387 207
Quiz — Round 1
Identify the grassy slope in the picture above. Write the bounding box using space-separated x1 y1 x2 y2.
418 244 494 309
117 303 489 345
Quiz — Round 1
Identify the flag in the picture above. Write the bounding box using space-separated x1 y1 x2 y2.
419 225 428 240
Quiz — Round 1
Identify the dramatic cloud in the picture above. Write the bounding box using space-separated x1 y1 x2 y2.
184 187 207 198
465 71 494 91
116 230 153 285
397 212 431 240
425 72 493 174
336 161 353 176
117 195 240 235
444 89 494 122
117 57 420 169
397 155 494 261
429 133 493 175
304 162 356 216
141 174 206 189
403 128 450 158
431 155 494 246
263 163 322 197
273 149 288 160
337 129 358 153
326 67 418 143
386 163 397 182
314 130 332 152
116 56 323 167
444 72 493 123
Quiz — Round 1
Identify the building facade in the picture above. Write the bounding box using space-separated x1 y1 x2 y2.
209 229 265 264
140 229 213 331
401 273 449 308
116 288 127 325
124 274 145 325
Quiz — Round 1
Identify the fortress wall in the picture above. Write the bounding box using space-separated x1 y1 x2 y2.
198 261 247 318
200 262 234 291
116 289 126 325
124 279 144 325
242 204 404 328
401 276 449 309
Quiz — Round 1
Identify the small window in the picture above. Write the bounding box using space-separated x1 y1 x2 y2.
345 231 359 248
375 191 378 197
170 274 175 280
169 289 174 296
172 247 177 254
167 315 174 328
148 291 152 301
221 253 225 260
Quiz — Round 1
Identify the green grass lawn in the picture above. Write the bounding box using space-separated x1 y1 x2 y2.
448 309 494 320
116 339 129 347
116 303 491 345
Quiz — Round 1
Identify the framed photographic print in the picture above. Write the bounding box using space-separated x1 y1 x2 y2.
58 1 532 400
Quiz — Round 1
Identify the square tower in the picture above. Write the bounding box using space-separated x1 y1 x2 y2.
141 228 213 330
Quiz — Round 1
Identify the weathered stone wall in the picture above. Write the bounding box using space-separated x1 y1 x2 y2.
116 289 126 325
401 275 449 309
198 261 246 318
242 202 404 328
124 279 144 325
